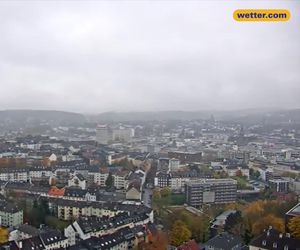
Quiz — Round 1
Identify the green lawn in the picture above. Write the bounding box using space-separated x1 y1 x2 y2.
170 193 185 205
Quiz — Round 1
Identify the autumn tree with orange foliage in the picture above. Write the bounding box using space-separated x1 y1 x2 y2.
288 216 300 239
243 200 287 236
169 220 192 246
142 231 169 250
0 227 8 244
243 200 265 231
252 214 284 235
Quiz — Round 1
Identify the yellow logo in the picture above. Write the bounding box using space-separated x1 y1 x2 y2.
233 9 290 22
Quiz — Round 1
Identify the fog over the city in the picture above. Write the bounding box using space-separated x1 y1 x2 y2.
0 1 299 113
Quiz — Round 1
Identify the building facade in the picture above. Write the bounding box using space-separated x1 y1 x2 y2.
185 178 237 207
96 125 112 144
0 201 23 228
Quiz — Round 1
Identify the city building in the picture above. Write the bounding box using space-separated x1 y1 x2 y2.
112 170 129 189
168 151 202 164
224 164 250 179
126 180 142 200
285 202 300 227
64 212 150 244
67 173 87 190
288 178 300 194
203 232 243 250
169 158 180 171
154 172 170 188
0 201 23 228
0 168 29 182
269 178 289 193
249 228 300 250
112 127 133 142
158 158 171 173
96 125 112 144
185 179 237 207
157 158 180 173
210 210 238 237
88 168 109 187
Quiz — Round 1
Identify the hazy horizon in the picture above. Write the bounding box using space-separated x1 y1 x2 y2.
0 1 299 113
1 106 300 116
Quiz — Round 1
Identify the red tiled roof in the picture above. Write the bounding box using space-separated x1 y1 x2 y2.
48 186 65 196
178 240 201 250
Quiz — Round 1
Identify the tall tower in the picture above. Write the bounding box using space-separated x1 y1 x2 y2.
96 125 112 144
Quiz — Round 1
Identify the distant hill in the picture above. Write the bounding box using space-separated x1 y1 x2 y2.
0 109 299 129
89 109 300 125
88 111 211 122
0 110 86 129
220 109 300 125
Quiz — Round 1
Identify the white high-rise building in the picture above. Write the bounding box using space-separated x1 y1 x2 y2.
170 158 180 171
96 125 133 144
112 127 134 142
96 125 112 144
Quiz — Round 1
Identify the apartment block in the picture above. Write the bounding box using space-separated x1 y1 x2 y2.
185 178 237 207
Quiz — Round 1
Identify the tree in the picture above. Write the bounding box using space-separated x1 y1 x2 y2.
142 231 168 250
28 199 50 227
244 200 265 229
236 170 243 177
152 188 161 201
160 187 171 207
28 200 44 227
189 215 210 242
243 228 253 245
252 214 284 235
105 172 114 189
115 158 135 170
169 220 192 246
151 188 164 216
160 187 171 198
242 199 298 238
45 216 69 231
16 199 29 222
254 170 260 179
40 199 50 215
74 178 79 186
288 216 300 239
225 211 242 233
0 227 8 244
213 171 228 179
234 176 248 189
281 172 297 179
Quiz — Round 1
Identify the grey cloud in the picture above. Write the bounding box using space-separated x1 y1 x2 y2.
0 1 299 113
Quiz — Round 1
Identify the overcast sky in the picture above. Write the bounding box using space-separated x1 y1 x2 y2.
0 1 299 113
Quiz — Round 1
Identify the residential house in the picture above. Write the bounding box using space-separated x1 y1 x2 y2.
126 180 142 201
203 232 243 250
0 200 23 228
68 174 87 190
249 228 300 250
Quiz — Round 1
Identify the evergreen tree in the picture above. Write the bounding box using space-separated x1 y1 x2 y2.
105 172 114 189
